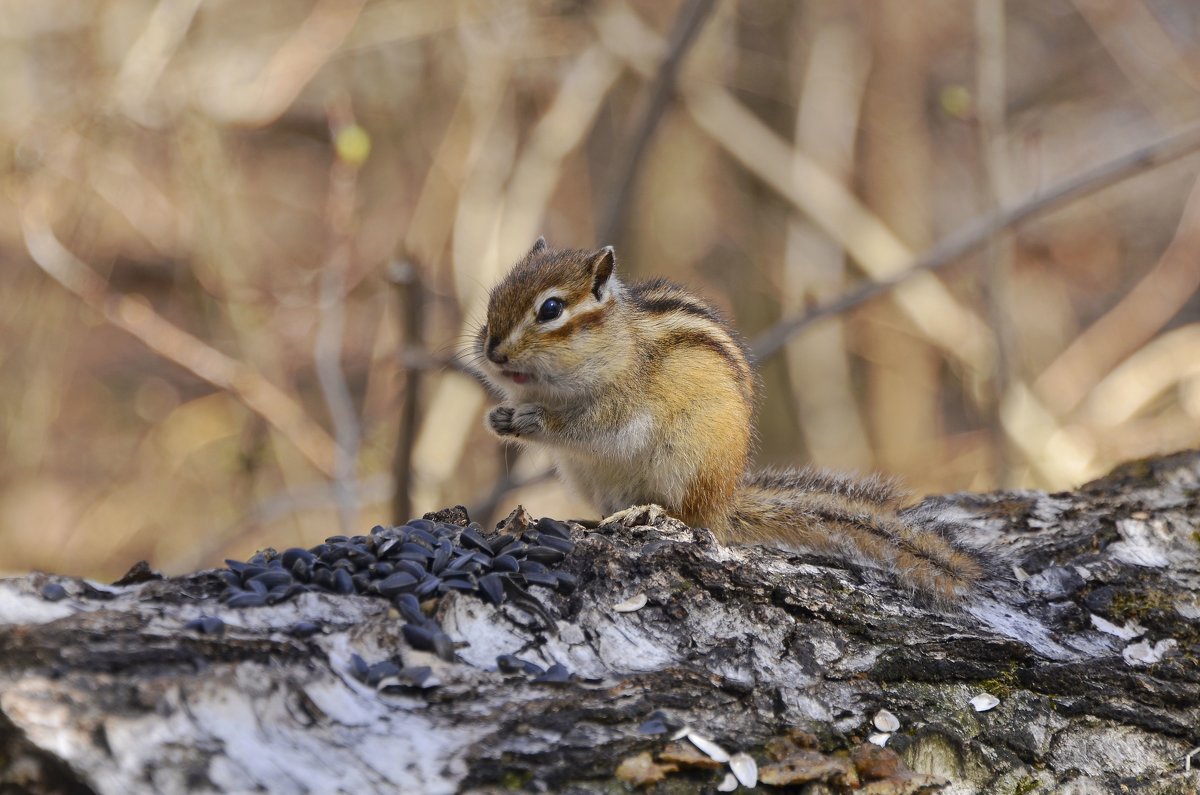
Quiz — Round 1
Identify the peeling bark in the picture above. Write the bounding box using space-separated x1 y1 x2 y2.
2 451 1199 794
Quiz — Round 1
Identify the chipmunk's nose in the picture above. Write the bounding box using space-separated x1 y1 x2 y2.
486 336 508 365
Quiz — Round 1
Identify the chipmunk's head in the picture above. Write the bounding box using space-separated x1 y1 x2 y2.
476 237 626 401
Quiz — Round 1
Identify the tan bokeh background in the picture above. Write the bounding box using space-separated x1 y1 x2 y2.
3 0 1200 579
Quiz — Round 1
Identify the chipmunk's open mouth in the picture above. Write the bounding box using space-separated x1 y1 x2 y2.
501 370 533 384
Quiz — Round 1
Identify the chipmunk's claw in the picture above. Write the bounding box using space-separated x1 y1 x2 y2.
600 504 669 528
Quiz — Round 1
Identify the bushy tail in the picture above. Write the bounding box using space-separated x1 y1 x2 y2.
724 467 986 599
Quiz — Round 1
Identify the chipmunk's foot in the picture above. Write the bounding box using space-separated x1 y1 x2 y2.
600 504 669 528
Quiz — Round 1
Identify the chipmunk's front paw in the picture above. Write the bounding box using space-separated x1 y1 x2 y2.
601 504 669 528
486 404 545 438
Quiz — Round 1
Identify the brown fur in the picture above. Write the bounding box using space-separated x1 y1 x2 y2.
477 241 985 600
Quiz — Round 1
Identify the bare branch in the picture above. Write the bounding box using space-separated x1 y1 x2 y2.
976 0 1016 485
20 198 340 478
750 121 1200 362
389 258 424 525
315 98 367 534
597 0 718 248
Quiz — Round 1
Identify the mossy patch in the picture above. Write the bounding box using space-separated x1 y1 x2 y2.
1012 775 1040 794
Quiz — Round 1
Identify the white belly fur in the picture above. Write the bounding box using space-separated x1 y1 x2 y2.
551 412 692 515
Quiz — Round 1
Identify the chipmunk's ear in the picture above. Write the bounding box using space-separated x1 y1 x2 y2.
527 236 548 257
588 246 616 301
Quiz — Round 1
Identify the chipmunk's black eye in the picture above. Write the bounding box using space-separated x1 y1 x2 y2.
536 297 564 323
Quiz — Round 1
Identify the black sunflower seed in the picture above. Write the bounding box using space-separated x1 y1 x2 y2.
397 666 433 687
437 522 464 538
491 554 519 573
376 572 418 597
487 533 516 555
402 622 437 651
266 585 298 604
410 528 438 547
393 593 424 624
226 591 267 608
498 540 527 558
234 564 268 582
478 573 506 605
406 519 436 535
368 562 394 578
319 546 350 564
281 548 315 570
291 559 312 582
432 539 453 573
366 660 402 686
415 575 441 598
332 568 355 595
184 616 225 635
521 571 559 589
439 576 476 594
497 654 544 676
535 517 572 540
553 571 578 595
519 560 548 575
288 620 322 638
532 663 571 685
459 526 491 552
400 542 434 558
394 559 427 578
446 554 482 574
638 710 679 734
249 570 293 590
525 546 566 565
539 534 575 554
433 632 456 662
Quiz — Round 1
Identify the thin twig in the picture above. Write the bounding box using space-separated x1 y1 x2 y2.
316 98 366 534
597 0 718 247
20 197 340 478
750 121 1200 362
976 0 1015 486
389 257 423 524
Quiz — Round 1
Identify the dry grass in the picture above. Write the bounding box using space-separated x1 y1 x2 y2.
3 0 1200 578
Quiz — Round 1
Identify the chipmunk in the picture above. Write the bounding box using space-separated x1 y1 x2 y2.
473 238 986 598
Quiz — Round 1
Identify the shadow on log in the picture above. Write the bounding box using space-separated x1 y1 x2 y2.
2 451 1199 794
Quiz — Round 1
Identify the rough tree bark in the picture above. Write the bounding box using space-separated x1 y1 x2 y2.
2 451 1199 794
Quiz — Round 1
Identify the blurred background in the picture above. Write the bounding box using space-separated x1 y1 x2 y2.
3 0 1200 579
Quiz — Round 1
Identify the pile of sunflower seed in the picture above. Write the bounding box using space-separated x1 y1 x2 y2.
215 515 577 661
